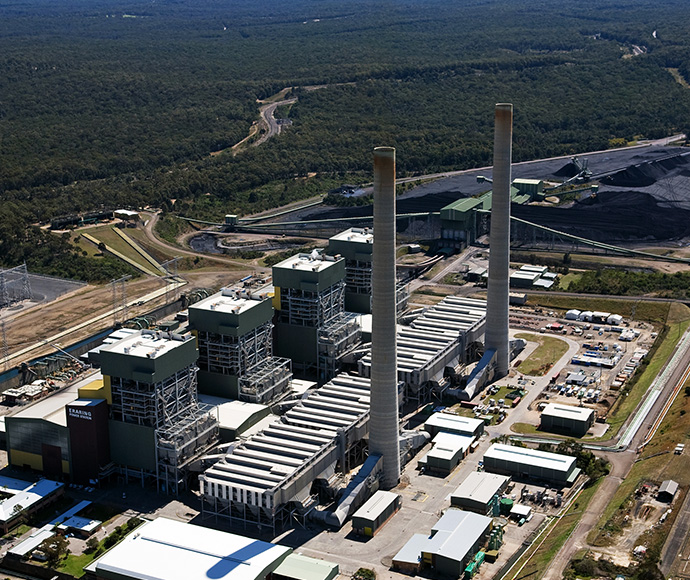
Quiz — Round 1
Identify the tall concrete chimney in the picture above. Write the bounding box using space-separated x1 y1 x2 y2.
369 146 401 489
485 103 513 378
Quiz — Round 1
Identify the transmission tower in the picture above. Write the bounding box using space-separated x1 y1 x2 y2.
1 319 9 371
161 257 181 305
111 275 132 326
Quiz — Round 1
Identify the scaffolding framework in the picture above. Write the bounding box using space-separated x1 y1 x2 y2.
238 357 292 404
110 366 197 428
197 321 273 378
110 363 218 495
317 313 362 383
0 264 32 310
156 405 218 495
278 281 345 327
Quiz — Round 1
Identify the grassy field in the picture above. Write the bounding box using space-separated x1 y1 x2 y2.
589 371 690 547
75 225 156 273
515 332 569 376
558 273 582 290
511 480 603 580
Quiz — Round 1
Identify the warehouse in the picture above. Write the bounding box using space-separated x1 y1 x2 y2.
540 403 595 437
351 490 401 537
450 472 511 515
392 510 492 576
85 517 291 580
424 412 484 439
483 444 580 486
5 380 82 478
419 432 474 476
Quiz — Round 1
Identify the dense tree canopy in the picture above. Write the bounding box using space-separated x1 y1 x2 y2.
2 0 690 280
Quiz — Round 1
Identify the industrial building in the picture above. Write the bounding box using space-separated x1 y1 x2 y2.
540 403 595 437
424 412 484 439
358 296 487 403
100 330 218 494
0 478 64 534
450 472 511 515
84 517 292 580
418 432 474 475
351 490 401 537
5 378 86 479
200 373 371 532
272 251 361 382
188 288 292 403
273 554 340 580
326 227 409 315
483 444 580 486
392 509 492 576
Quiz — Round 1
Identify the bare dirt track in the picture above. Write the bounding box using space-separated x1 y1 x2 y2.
2 277 165 365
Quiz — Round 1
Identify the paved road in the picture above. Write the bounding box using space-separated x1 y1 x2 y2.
254 98 297 147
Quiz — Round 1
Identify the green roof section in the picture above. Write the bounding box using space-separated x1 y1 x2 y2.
273 553 339 580
441 185 530 222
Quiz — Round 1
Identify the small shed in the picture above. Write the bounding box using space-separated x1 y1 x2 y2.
351 491 401 537
509 504 532 520
658 480 679 502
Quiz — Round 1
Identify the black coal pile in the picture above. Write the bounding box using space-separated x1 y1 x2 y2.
513 191 690 241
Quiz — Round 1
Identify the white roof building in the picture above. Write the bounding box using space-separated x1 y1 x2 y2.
85 517 291 580
541 403 594 422
450 472 511 513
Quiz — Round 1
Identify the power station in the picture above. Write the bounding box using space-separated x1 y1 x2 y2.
4 104 517 536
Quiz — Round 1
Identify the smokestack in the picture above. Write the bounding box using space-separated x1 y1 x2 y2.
485 103 513 378
369 146 401 489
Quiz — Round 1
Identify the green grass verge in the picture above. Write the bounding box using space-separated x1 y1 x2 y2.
58 551 94 578
511 422 541 435
77 225 155 273
515 332 569 376
513 479 603 580
558 273 582 290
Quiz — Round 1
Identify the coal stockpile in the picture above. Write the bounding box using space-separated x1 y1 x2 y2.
599 153 690 188
513 191 690 241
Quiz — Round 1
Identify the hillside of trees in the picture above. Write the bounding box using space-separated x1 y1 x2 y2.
2 0 690 280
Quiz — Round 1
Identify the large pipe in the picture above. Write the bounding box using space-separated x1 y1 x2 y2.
369 146 401 489
485 103 513 378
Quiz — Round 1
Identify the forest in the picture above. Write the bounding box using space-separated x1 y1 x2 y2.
2 0 690 280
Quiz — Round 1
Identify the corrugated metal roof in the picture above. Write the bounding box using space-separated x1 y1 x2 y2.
202 374 370 497
484 444 576 473
451 472 510 505
425 412 484 434
542 403 594 421
352 490 400 522
87 517 291 580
